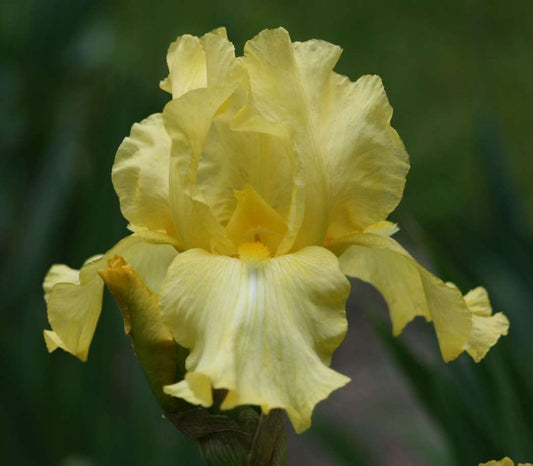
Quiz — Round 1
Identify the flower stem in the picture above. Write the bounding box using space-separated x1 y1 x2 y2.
166 406 287 466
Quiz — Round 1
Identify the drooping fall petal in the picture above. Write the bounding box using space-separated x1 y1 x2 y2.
43 267 103 362
461 286 509 362
159 246 350 433
44 263 85 302
336 232 509 362
336 233 473 362
43 236 177 361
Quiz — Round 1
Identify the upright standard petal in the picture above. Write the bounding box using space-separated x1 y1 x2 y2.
240 28 409 247
112 113 176 237
240 28 331 249
160 28 238 99
336 233 474 362
292 40 409 239
160 34 207 98
320 74 409 239
43 236 177 361
163 88 233 254
197 110 303 255
159 246 351 432
163 70 245 254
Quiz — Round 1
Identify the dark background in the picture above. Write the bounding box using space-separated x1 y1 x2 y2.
2 0 533 464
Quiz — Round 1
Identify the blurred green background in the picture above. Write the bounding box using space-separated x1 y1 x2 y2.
2 0 532 465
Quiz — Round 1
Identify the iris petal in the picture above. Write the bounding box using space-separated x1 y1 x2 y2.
160 34 207 98
197 113 303 255
163 84 244 254
241 28 331 249
337 233 473 362
43 236 177 361
225 185 288 253
160 28 237 99
159 246 350 432
240 28 409 248
112 113 176 237
462 286 509 362
321 74 409 239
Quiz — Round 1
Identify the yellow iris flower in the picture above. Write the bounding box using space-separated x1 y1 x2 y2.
479 458 533 466
43 27 509 433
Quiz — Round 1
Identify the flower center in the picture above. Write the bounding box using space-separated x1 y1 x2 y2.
237 241 271 263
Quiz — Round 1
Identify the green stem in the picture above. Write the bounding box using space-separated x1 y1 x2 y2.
246 410 287 466
166 406 287 466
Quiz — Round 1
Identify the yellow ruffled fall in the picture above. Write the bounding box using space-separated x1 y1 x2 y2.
43 27 509 433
